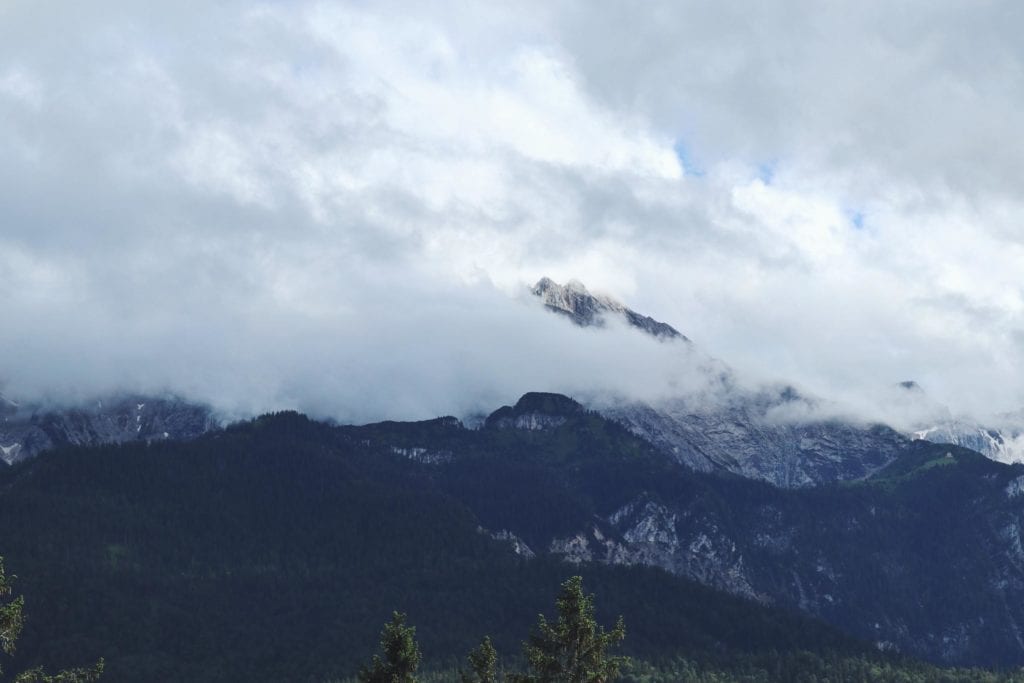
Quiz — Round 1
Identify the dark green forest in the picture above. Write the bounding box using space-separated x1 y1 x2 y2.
0 405 1022 681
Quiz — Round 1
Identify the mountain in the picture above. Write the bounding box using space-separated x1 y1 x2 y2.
532 278 907 487
602 388 907 487
484 391 585 429
4 400 1024 675
0 409 931 683
532 277 686 340
0 279 998 490
0 394 218 464
883 381 1024 464
914 421 1024 463
347 395 1024 666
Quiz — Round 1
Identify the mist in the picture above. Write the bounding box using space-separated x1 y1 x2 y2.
0 273 728 424
2 1 1024 426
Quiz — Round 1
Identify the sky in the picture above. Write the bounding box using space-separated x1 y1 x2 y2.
1 1 1024 424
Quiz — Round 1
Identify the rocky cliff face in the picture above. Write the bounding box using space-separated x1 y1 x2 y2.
914 421 1024 464
532 277 686 340
527 441 1024 665
484 392 584 430
0 394 219 464
531 278 905 487
606 393 906 487
884 381 1024 464
344 397 1024 665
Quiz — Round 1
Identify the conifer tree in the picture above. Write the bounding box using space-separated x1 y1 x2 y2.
461 636 498 683
513 576 627 683
358 611 421 683
0 557 24 672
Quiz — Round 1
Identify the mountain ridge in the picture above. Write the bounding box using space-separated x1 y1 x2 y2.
5 400 1024 669
0 394 218 464
0 407 922 682
532 277 687 341
532 277 1024 483
338 397 1024 666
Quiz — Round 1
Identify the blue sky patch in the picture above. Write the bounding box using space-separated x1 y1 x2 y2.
673 140 704 177
848 209 865 230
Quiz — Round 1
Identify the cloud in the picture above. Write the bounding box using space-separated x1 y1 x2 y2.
1 1 1023 424
552 1 1024 197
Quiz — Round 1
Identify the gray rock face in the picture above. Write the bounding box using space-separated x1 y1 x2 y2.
915 421 1024 464
882 382 1024 463
532 278 907 487
0 394 219 464
488 413 567 431
1006 475 1024 499
548 524 637 567
484 392 584 431
530 278 966 488
606 393 906 487
483 528 536 559
532 277 686 340
534 454 1024 666
547 496 764 600
390 445 454 465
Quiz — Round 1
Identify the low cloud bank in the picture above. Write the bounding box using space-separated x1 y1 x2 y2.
2 2 1024 427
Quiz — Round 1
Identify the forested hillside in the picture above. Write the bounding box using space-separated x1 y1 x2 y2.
0 408 1022 681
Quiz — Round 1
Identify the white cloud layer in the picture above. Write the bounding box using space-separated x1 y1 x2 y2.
2 1 1024 423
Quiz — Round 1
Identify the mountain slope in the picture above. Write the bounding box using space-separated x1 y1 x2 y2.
0 411 900 683
0 394 218 464
345 394 1024 666
5 399 1024 670
878 381 1024 464
5 400 1024 672
915 421 1024 463
532 278 1024 476
603 392 906 486
532 278 907 487
532 277 686 340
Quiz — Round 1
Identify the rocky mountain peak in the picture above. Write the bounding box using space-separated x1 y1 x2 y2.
532 277 686 341
512 392 583 415
484 392 583 431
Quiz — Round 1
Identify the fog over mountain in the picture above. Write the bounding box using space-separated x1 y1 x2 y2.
3 1 1024 424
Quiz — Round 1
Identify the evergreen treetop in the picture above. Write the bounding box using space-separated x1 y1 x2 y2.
461 636 498 683
514 576 628 683
358 611 421 683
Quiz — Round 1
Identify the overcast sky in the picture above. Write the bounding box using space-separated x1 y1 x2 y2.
2 1 1023 424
